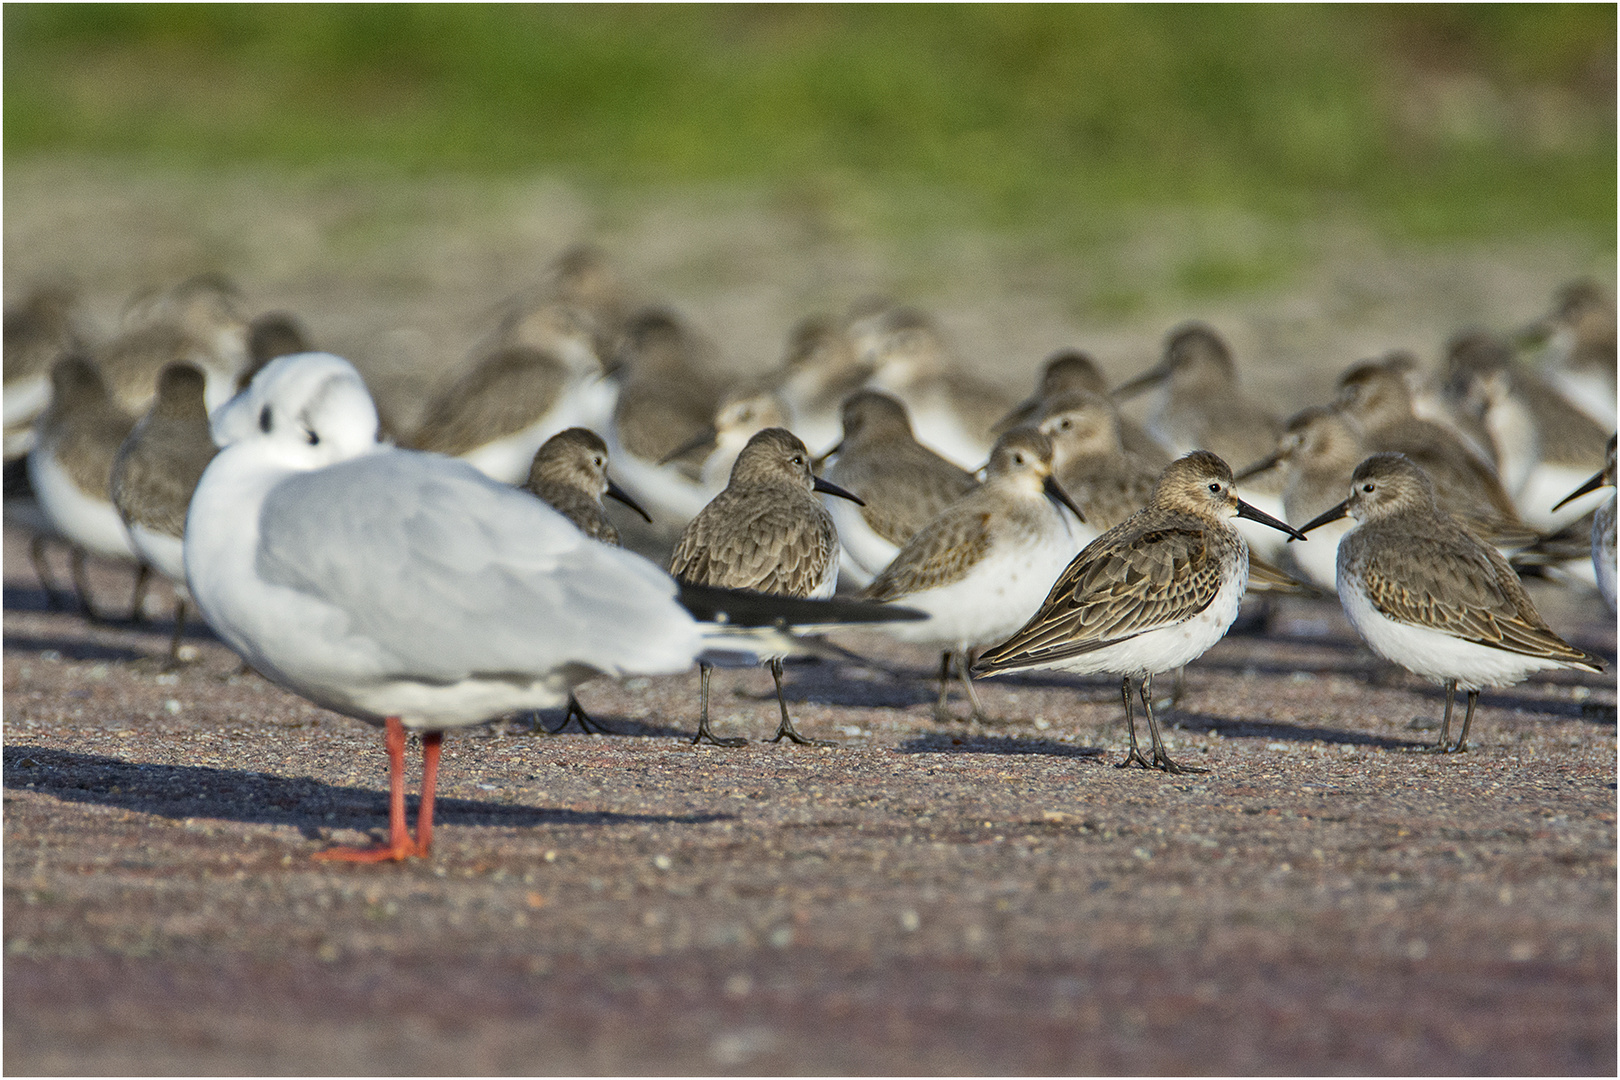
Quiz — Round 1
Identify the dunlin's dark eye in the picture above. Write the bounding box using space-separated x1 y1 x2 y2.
1362 482 1374 492
1208 482 1221 494
791 454 804 466
259 405 272 433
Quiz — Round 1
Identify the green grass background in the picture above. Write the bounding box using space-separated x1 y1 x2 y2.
6 4 1614 259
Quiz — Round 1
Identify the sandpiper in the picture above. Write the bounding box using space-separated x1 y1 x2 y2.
1549 434 1617 613
822 390 979 585
1334 359 1534 545
409 339 616 486
605 307 727 528
27 354 145 621
997 349 1170 467
1441 331 1610 530
521 426 654 733
488 244 630 368
847 303 1015 470
185 354 913 861
668 427 864 746
1112 323 1287 562
769 314 873 454
236 311 314 390
5 282 88 458
974 451 1306 773
103 275 249 416
1298 453 1603 752
1036 388 1162 531
651 383 795 522
1525 280 1616 428
109 362 218 661
862 427 1087 722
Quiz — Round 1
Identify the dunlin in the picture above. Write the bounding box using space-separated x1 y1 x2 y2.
822 390 979 584
1549 434 1617 613
847 303 1014 470
109 362 218 661
521 426 655 733
104 275 248 416
5 282 88 457
1334 359 1534 544
185 355 905 861
605 307 727 527
236 311 314 391
652 383 795 521
1113 323 1287 562
770 315 873 454
1298 453 1603 752
489 244 630 368
26 354 145 620
1035 388 1162 531
997 349 1170 467
668 427 864 746
1525 280 1615 428
410 342 615 486
974 451 1305 773
1441 331 1610 530
863 427 1087 722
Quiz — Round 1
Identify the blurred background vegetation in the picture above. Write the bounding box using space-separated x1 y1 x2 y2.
5 4 1614 271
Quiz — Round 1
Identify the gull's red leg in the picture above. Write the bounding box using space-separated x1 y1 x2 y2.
314 716 420 862
415 731 444 857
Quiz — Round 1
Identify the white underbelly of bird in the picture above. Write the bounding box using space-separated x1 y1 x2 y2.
1338 575 1569 690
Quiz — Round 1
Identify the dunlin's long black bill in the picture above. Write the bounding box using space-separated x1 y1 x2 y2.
605 478 654 523
1236 499 1308 541
1110 366 1167 401
1293 499 1350 540
813 475 866 506
658 427 718 466
1232 449 1287 483
1043 475 1087 524
1551 468 1608 513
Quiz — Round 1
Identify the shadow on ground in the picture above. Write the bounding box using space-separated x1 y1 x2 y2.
2 746 734 838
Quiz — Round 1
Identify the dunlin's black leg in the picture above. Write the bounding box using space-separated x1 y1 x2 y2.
931 650 956 722
549 693 613 735
1449 688 1480 754
769 658 834 746
1116 675 1154 770
693 662 746 747
1141 673 1206 774
128 563 152 624
1436 680 1458 753
29 534 67 610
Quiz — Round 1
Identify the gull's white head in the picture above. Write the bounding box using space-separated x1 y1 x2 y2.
211 351 379 467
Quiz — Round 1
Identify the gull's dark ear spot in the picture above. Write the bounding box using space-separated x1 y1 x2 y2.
259 405 273 434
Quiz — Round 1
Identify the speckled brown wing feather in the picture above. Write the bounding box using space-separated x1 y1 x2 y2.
1345 518 1600 666
669 490 837 598
862 505 993 601
411 351 569 456
976 510 1227 670
832 444 977 547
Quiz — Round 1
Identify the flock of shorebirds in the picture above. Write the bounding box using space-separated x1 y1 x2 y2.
4 247 1614 862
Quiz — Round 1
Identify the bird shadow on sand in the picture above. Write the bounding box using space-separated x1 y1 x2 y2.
3 746 733 840
896 732 1107 760
1164 711 1433 752
2 633 151 665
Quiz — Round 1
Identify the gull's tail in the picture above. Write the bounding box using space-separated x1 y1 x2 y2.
676 581 926 667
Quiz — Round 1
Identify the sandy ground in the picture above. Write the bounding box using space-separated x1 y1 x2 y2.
4 518 1614 1075
3 165 1616 1073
